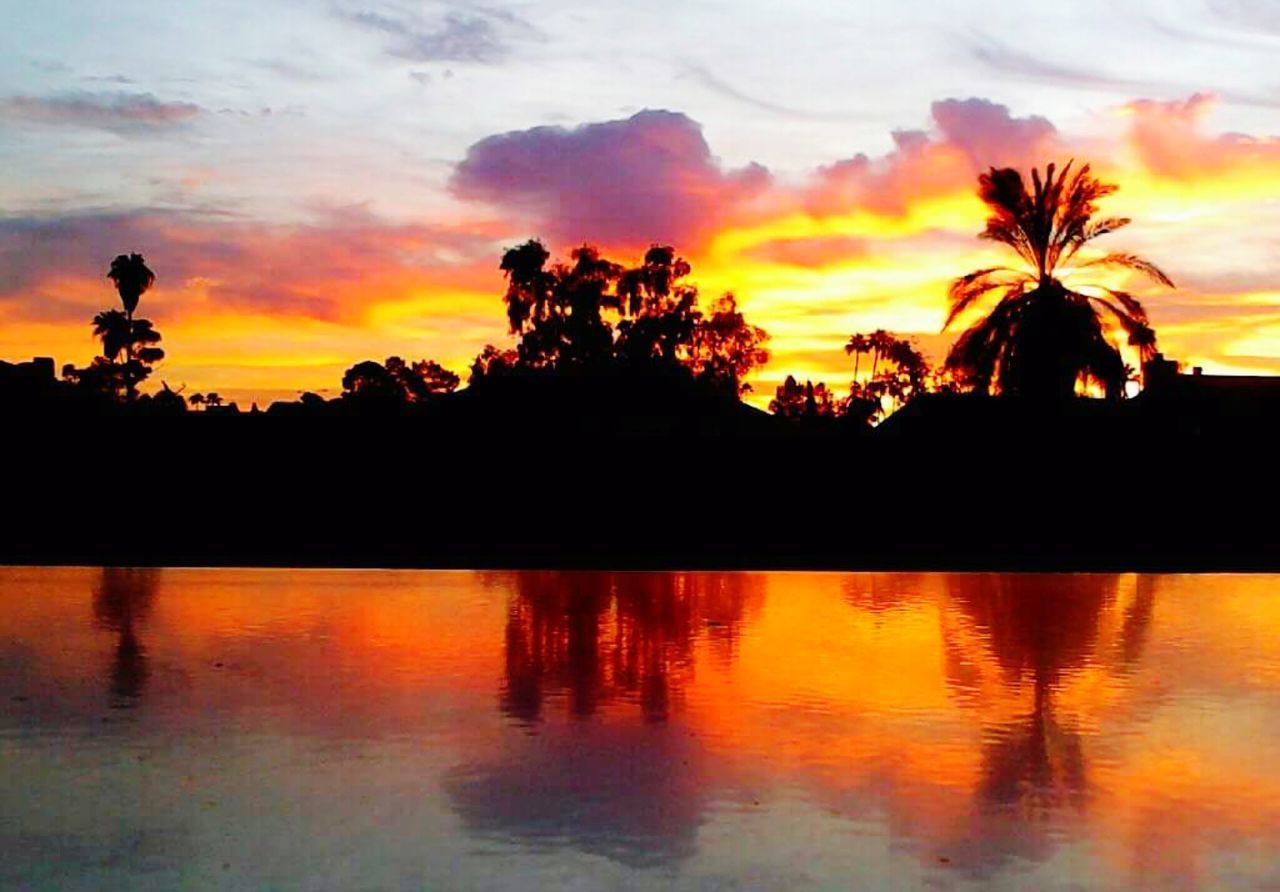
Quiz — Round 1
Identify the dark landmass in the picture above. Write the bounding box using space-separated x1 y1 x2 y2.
4 366 1277 572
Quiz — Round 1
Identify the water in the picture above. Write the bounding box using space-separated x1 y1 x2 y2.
1 568 1278 890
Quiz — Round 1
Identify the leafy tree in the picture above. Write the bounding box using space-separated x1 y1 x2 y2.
770 376 839 419
484 241 769 396
341 356 460 406
204 392 223 409
66 254 165 403
687 294 769 397
469 345 520 384
844 330 932 421
943 162 1174 401
189 393 205 410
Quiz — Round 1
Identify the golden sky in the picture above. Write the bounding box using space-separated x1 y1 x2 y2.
3 75 1278 407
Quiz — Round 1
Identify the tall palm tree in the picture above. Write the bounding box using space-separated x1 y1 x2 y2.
107 253 155 323
943 162 1174 401
92 309 132 361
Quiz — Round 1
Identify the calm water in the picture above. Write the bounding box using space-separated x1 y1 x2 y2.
2 569 1278 890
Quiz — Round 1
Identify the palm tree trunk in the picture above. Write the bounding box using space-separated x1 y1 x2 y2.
124 309 136 401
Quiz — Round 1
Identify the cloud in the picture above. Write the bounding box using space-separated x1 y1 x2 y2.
0 209 504 324
968 35 1160 93
2 91 200 134
679 64 869 121
810 98 1058 215
745 235 869 269
1208 0 1280 34
450 109 771 249
343 7 508 63
1123 92 1280 177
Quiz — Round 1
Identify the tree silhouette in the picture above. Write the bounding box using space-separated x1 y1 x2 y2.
65 255 165 403
943 162 1174 401
107 252 155 321
483 240 768 396
189 392 205 410
686 294 769 397
341 356 460 407
770 376 839 419
844 330 931 421
204 392 223 409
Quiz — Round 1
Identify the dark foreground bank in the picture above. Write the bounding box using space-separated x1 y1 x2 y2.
3 408 1276 571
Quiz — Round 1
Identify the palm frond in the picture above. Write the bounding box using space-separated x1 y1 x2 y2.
1076 253 1175 288
945 268 1029 329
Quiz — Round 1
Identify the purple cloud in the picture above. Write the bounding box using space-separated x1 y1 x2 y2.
929 98 1057 169
811 98 1058 215
2 91 200 134
450 109 770 248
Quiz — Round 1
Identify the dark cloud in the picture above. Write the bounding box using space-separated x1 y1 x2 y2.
2 92 200 134
344 8 507 63
82 74 137 85
450 109 770 248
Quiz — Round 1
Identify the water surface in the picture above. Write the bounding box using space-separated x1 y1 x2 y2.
2 568 1278 889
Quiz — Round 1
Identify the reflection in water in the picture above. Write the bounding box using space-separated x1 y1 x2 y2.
942 574 1154 872
7 568 1280 889
496 571 762 723
449 571 764 868
92 567 158 707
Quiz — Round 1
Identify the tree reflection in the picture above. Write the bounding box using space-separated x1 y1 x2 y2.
940 574 1158 868
496 571 761 723
92 567 158 707
448 571 764 868
951 575 1113 818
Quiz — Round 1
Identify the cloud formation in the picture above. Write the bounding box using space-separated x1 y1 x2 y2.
344 7 507 63
1123 92 1280 178
0 209 501 324
810 98 1058 216
451 109 770 249
1 91 200 134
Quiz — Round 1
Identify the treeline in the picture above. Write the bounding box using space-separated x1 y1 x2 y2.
14 160 1176 424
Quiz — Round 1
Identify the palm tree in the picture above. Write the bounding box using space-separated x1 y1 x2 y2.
107 253 155 323
845 334 871 384
943 162 1174 401
92 310 132 361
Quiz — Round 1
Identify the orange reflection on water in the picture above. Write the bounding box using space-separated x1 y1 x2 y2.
3 568 1280 887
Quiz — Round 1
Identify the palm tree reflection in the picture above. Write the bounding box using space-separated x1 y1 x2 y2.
950 575 1113 818
498 571 761 723
449 571 763 867
92 567 158 707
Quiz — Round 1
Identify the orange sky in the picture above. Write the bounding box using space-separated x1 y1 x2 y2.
3 93 1278 408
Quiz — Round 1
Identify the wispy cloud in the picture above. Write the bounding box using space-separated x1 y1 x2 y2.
968 32 1280 109
968 35 1160 93
679 64 871 122
341 6 509 63
2 91 200 134
1207 0 1280 35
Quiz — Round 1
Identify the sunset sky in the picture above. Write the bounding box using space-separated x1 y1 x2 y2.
3 0 1279 405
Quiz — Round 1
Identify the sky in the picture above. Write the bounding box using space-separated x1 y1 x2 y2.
2 0 1279 405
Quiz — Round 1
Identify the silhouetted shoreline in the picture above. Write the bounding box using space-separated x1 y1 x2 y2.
4 382 1276 572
